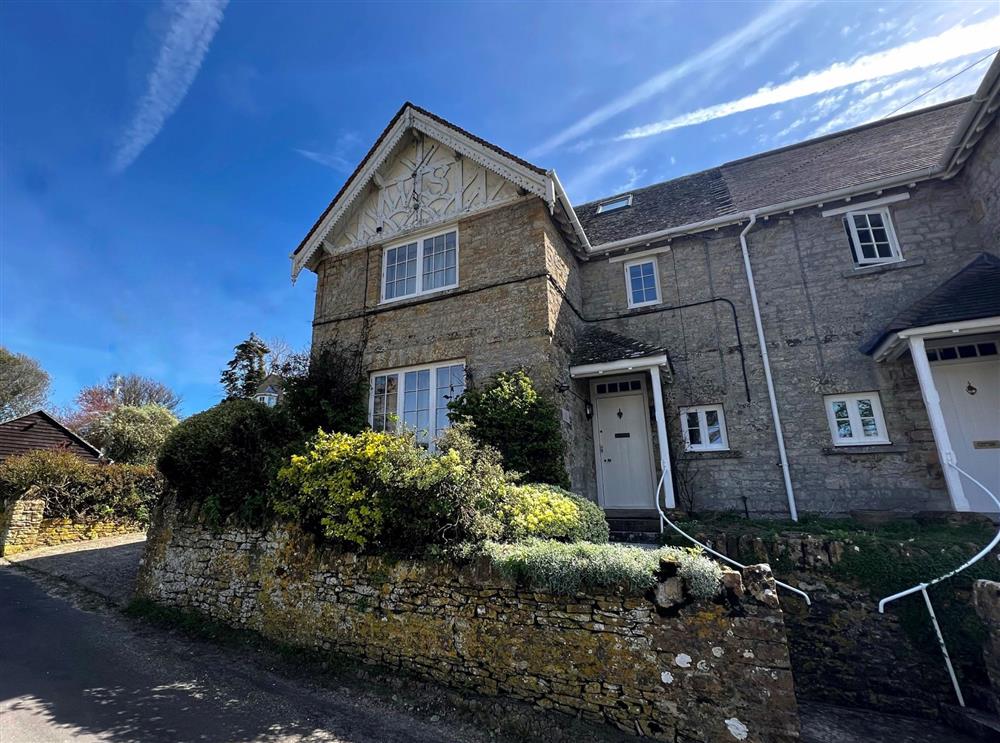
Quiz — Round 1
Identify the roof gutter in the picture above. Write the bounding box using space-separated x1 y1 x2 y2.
591 166 941 256
940 52 1000 177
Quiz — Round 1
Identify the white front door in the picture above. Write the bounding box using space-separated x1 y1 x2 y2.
593 377 656 509
931 347 1000 513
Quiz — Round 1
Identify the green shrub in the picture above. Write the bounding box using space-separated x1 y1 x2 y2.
89 404 179 465
0 449 161 523
275 425 508 552
484 539 722 596
157 399 298 525
448 370 569 487
501 484 609 543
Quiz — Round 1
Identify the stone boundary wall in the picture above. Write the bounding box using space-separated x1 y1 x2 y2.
974 580 1000 714
138 504 800 742
677 526 997 718
0 497 142 556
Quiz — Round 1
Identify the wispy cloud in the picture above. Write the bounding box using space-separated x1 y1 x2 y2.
295 132 362 173
618 18 1000 141
527 0 809 157
112 0 229 173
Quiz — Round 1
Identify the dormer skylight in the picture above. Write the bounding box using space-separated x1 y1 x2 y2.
596 194 633 214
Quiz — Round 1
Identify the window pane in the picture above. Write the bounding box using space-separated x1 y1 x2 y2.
685 412 701 445
958 345 977 358
862 418 879 437
423 231 457 290
939 347 958 360
831 401 849 420
837 420 853 439
868 212 884 228
434 364 465 437
856 399 873 418
977 343 998 356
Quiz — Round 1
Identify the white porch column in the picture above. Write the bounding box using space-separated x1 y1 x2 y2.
908 335 969 511
648 366 676 509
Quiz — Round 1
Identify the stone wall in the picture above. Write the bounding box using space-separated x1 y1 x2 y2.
974 580 1000 714
0 498 44 556
572 174 986 515
672 527 995 718
961 113 1000 249
138 505 800 742
0 497 141 556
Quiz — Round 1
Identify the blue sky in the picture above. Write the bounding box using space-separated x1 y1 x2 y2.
2 1 997 416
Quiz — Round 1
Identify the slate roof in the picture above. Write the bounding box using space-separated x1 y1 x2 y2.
577 99 970 246
861 253 1000 355
571 326 667 367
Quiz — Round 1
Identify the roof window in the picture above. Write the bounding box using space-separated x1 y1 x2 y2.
596 195 633 214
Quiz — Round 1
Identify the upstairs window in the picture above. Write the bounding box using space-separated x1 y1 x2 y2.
382 229 458 302
679 405 729 452
843 208 901 266
596 195 633 214
370 361 466 449
624 257 661 308
824 392 890 446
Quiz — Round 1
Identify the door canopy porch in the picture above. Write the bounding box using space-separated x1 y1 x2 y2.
863 252 1000 361
569 327 676 512
862 253 1000 513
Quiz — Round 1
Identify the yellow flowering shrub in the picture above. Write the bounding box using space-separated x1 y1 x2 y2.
502 484 609 544
276 426 508 552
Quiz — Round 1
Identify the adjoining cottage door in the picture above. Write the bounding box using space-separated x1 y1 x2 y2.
592 376 657 509
930 344 1000 513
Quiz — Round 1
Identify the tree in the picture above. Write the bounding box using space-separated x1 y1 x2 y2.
279 341 368 436
220 333 270 400
448 369 569 487
0 347 51 420
62 374 181 434
88 404 179 465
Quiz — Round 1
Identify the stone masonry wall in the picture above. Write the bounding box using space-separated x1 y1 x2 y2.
0 498 44 556
574 176 984 515
138 505 800 742
673 527 998 718
0 497 141 556
974 579 1000 714
961 114 1000 249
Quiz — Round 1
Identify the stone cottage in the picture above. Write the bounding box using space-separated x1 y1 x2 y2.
290 56 1000 524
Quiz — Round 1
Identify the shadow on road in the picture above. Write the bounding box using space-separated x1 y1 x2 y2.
0 566 474 743
7 539 145 605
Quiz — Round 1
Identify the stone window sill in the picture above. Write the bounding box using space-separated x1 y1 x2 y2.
822 444 909 456
679 449 744 461
841 258 925 279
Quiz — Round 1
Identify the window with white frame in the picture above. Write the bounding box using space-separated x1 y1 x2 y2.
382 229 458 302
823 392 890 446
254 393 278 407
842 208 901 266
624 257 661 308
370 361 465 447
679 405 729 451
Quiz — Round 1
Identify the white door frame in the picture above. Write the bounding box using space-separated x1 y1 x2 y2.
589 374 659 510
907 328 1000 511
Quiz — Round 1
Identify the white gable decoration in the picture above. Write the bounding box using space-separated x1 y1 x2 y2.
292 107 556 279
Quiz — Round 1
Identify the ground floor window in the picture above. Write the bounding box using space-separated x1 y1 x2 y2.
370 360 466 447
679 404 728 451
823 392 890 445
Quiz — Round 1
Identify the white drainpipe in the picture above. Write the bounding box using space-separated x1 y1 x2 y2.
739 215 799 522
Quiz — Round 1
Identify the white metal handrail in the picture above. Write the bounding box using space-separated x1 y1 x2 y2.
878 462 1000 707
653 471 812 605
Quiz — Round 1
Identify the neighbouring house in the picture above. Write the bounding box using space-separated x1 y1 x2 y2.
289 56 1000 522
252 374 283 407
0 410 103 464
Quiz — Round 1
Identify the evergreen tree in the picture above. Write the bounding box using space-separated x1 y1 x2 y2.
220 333 270 400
